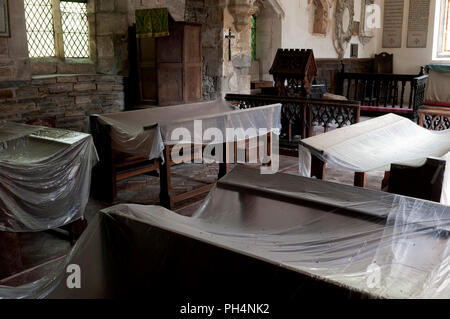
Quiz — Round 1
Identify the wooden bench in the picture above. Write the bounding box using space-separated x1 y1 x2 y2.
418 106 450 130
337 65 428 120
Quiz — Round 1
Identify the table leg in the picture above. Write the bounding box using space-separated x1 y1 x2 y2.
311 155 326 180
381 171 390 191
0 231 23 279
159 147 173 209
354 172 367 188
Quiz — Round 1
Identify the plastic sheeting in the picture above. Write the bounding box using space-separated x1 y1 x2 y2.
0 121 98 232
1 165 449 299
299 113 450 205
95 100 282 159
425 70 450 104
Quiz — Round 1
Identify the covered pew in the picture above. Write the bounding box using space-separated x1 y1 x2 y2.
0 166 449 299
299 114 450 205
0 121 98 279
337 65 428 120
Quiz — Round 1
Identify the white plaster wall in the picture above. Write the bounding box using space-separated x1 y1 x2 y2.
376 0 439 74
281 0 382 59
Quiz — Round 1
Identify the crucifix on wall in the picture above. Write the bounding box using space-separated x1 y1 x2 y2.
225 29 235 61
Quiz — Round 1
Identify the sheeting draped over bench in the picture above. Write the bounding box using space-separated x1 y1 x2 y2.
425 64 450 106
0 166 449 299
0 122 98 232
95 100 282 160
299 114 450 205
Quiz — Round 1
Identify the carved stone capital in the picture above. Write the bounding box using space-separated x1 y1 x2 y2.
227 0 259 32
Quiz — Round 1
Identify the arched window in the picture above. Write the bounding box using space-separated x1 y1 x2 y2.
24 0 90 59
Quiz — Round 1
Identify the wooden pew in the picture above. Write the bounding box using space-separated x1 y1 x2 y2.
337 65 428 120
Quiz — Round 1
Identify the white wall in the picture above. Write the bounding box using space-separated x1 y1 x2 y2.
376 0 438 74
281 0 382 58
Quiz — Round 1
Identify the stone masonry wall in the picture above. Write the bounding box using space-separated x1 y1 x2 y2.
185 0 225 101
0 75 124 132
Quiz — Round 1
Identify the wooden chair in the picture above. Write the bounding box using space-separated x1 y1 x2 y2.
373 52 393 74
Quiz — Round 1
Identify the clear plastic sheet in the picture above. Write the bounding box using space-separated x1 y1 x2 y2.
425 70 450 104
96 100 282 159
1 166 449 299
299 114 450 205
0 121 99 231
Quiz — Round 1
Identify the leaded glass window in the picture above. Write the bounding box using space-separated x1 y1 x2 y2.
24 0 90 59
24 0 56 58
60 1 89 58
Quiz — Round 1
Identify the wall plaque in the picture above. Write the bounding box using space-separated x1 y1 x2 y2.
382 0 404 48
407 0 430 48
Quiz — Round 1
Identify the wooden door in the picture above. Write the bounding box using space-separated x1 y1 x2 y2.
137 37 158 105
157 22 184 106
183 24 202 103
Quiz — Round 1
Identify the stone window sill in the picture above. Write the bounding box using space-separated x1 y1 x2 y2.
31 58 96 76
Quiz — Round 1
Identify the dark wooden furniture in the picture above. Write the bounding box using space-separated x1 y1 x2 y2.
337 65 428 119
90 117 160 203
387 158 446 203
418 106 450 130
315 58 374 94
0 122 89 280
374 52 393 74
134 21 202 106
225 94 360 156
270 49 317 98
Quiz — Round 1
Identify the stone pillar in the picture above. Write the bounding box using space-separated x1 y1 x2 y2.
222 0 258 96
185 0 225 101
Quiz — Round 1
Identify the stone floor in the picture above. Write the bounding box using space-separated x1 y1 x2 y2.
0 154 385 287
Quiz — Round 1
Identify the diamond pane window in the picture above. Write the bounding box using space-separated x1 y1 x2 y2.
24 0 56 58
60 1 89 58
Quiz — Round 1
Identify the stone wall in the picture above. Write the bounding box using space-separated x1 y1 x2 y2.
185 0 225 101
0 0 31 82
0 75 124 132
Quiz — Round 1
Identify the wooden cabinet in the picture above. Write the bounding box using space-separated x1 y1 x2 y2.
135 21 202 106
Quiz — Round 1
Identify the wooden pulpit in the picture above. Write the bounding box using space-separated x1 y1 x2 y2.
269 49 318 98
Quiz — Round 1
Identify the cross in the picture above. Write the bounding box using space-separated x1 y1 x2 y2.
225 29 235 61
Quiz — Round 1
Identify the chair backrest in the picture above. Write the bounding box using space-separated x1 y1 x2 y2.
388 158 446 203
374 52 393 74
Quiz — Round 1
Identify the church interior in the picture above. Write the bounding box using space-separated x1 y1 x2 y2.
0 0 449 303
